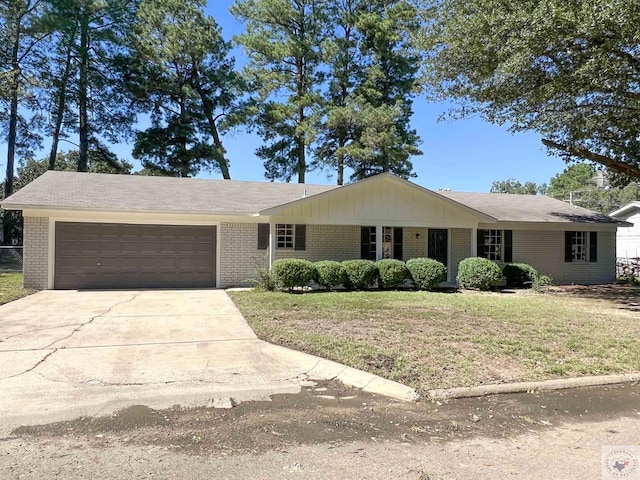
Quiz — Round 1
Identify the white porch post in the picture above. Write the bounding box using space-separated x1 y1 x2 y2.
375 225 383 260
471 227 478 257
269 222 276 268
447 228 452 283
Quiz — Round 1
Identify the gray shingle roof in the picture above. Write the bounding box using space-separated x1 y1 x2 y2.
1 171 338 214
438 191 619 224
0 170 620 225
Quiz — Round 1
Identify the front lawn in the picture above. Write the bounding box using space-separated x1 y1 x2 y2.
0 273 34 305
229 287 640 395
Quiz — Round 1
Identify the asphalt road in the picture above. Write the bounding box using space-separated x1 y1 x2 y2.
2 382 639 479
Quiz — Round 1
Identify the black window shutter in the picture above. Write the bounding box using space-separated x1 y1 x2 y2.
565 231 573 262
360 227 368 259
589 232 597 262
476 229 486 258
503 230 513 263
294 224 306 251
257 223 269 250
393 227 403 260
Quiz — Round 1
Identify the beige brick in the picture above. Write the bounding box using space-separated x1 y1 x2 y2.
23 217 49 290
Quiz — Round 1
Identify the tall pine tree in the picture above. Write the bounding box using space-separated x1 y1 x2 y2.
231 0 328 183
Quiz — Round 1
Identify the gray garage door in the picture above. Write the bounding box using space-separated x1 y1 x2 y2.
55 222 216 289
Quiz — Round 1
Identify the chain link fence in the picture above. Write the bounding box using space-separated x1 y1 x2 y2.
0 246 23 272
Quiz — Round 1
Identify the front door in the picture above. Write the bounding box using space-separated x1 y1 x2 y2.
428 229 448 266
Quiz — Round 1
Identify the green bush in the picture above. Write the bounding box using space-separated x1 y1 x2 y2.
615 274 640 286
315 260 347 289
502 263 539 288
457 257 502 291
533 274 554 291
376 259 410 289
342 259 378 290
271 259 316 292
406 258 447 290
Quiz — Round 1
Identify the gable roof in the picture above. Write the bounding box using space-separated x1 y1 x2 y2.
0 171 338 215
0 170 624 225
258 173 497 223
438 191 621 224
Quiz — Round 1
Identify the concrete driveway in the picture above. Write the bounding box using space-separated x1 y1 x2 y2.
0 290 415 431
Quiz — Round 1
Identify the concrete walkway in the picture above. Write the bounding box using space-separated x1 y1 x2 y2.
0 290 415 431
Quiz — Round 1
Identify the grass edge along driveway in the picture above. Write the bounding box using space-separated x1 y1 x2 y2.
229 288 640 396
0 273 34 305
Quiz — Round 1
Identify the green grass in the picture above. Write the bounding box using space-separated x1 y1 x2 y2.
229 289 640 394
0 273 34 305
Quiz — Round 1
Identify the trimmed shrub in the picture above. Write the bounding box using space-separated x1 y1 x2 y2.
502 263 539 289
377 259 410 289
271 259 316 292
315 260 347 289
342 259 378 290
406 258 447 290
533 274 554 290
457 257 502 291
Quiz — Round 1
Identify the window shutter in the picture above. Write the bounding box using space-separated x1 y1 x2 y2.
257 223 269 250
294 224 306 251
476 229 486 258
589 232 597 262
361 227 371 259
564 231 573 262
393 227 403 260
503 230 513 263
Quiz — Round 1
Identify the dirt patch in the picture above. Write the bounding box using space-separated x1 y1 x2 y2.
11 381 640 456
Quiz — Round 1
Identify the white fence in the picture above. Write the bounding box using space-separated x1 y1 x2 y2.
0 246 23 272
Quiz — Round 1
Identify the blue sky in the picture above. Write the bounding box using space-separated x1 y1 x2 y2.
1 1 569 193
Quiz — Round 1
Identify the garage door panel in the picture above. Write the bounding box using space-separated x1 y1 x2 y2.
55 222 216 289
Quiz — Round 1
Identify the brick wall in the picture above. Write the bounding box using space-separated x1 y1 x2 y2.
513 229 616 285
276 225 361 262
23 217 49 289
403 227 427 261
219 223 268 287
450 228 472 282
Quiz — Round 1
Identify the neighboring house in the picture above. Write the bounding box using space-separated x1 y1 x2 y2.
0 171 626 290
610 201 640 259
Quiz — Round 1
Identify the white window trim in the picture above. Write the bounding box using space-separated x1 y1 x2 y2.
275 223 295 250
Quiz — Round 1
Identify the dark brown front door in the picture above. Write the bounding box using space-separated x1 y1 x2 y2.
428 229 448 266
54 222 216 289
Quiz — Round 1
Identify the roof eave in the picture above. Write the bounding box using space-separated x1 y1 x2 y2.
1 204 256 217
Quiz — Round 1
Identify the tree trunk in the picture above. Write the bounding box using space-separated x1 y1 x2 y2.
77 8 89 172
48 41 74 170
194 80 231 179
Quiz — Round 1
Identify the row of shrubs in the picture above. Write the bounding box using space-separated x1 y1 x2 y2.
263 257 551 292
269 258 447 292
458 258 551 291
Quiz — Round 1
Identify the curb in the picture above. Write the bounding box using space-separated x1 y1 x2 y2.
428 372 640 400
304 357 421 402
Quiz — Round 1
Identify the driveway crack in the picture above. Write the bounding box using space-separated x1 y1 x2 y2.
44 292 143 350
0 349 58 381
0 293 143 381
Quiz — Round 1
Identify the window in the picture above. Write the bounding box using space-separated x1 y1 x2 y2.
565 231 597 262
274 224 306 250
361 227 403 260
477 229 512 262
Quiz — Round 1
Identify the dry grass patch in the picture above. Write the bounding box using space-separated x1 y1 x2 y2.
229 288 640 395
0 273 34 305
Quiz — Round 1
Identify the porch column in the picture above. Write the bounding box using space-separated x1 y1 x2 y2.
375 225 383 260
269 222 276 268
471 227 478 257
